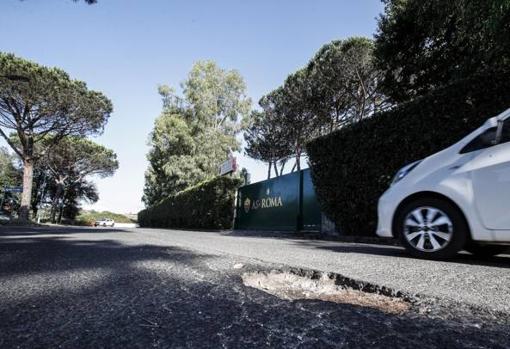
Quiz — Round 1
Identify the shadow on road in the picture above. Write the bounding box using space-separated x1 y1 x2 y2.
0 230 509 348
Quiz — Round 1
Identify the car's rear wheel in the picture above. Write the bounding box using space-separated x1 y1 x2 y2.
465 244 509 258
395 198 468 259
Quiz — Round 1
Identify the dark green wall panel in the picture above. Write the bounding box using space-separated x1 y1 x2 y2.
234 169 322 232
301 169 322 231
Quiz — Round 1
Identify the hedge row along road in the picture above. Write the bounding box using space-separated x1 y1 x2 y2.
307 71 510 235
138 176 242 230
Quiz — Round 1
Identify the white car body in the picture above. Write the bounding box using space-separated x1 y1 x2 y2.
0 213 10 222
377 108 510 245
94 218 115 227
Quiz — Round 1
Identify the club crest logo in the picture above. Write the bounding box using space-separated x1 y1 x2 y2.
244 198 251 213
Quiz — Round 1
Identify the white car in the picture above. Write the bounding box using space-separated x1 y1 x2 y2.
94 218 115 227
0 212 10 222
377 107 510 259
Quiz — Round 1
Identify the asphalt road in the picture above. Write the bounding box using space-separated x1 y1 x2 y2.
1 226 510 348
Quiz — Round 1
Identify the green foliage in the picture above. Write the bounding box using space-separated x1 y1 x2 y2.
375 0 510 102
138 176 242 230
244 109 293 177
182 61 251 136
0 53 113 157
33 136 118 223
307 72 510 235
143 61 250 206
43 137 118 180
60 180 99 220
75 210 134 226
245 37 385 175
0 147 21 189
307 37 388 126
0 52 113 220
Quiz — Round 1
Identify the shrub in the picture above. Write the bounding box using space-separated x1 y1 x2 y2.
307 71 510 235
75 210 135 226
138 176 242 230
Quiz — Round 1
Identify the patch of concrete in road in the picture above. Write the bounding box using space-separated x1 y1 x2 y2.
242 270 411 314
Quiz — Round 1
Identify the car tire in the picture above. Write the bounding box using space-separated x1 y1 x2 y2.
465 244 509 258
111 223 115 227
395 197 468 259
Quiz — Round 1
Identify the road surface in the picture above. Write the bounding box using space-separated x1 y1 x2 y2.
1 226 509 348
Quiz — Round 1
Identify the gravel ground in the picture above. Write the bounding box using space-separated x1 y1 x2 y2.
1 226 510 348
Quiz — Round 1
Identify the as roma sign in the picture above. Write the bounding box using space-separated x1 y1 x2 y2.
243 195 283 213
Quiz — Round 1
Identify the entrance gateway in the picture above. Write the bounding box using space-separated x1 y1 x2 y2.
234 169 336 233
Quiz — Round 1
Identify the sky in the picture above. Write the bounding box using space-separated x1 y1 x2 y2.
0 0 384 214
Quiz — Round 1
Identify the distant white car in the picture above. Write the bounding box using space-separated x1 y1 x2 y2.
94 218 115 227
0 213 10 222
377 107 510 259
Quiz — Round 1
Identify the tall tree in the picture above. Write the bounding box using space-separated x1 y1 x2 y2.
143 61 251 206
375 0 510 102
40 137 118 223
0 53 112 220
245 37 386 173
182 61 251 135
278 70 323 171
58 179 99 222
244 110 292 179
254 70 323 173
307 37 387 128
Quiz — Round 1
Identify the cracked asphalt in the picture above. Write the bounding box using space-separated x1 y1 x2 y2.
1 226 510 348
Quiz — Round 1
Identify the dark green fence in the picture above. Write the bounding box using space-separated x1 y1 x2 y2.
234 169 326 232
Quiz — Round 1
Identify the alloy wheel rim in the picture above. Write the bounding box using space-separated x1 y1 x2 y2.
403 206 453 252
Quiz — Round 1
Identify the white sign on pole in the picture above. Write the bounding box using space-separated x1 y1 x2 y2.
219 154 237 176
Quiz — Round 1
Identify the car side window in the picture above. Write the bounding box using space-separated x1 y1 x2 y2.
460 127 497 154
500 119 510 144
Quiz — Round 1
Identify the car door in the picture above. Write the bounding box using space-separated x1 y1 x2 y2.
469 118 510 231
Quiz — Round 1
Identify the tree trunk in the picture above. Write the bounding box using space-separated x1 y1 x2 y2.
57 203 64 224
50 181 64 223
19 158 34 222
267 161 272 179
57 188 69 224
273 161 279 177
279 160 286 176
295 147 301 172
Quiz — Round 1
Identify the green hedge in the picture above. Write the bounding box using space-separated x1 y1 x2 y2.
307 72 510 235
138 176 242 230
